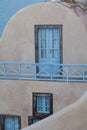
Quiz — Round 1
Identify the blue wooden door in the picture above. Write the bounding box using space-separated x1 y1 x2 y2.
5 117 19 130
38 28 60 74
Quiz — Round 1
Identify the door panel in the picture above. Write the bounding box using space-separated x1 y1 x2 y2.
5 117 19 130
5 118 14 130
38 28 60 64
38 28 61 75
50 29 60 64
38 29 47 64
14 118 19 130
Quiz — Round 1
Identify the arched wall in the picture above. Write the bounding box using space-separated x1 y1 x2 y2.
0 2 87 63
0 2 87 128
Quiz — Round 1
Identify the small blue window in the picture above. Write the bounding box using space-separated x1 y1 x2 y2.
37 96 50 113
33 93 53 115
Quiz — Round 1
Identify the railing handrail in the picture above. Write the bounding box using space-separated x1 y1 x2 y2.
0 62 87 82
0 62 87 66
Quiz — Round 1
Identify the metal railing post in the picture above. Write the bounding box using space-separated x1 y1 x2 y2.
18 63 21 80
4 63 6 79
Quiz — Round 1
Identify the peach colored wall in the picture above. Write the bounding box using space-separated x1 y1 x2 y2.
0 2 87 63
0 80 87 128
0 2 87 129
21 91 87 130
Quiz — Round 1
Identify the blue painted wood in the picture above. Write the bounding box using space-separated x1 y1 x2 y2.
14 118 19 130
5 117 19 130
37 96 50 113
38 28 60 75
38 28 60 64
0 62 87 82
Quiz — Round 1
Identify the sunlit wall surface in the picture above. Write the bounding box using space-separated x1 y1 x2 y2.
0 0 45 37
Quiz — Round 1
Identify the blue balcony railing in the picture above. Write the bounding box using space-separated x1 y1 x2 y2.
0 62 87 82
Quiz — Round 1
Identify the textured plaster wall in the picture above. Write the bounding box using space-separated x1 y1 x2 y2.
0 2 87 63
0 80 87 128
21 91 87 130
0 2 87 129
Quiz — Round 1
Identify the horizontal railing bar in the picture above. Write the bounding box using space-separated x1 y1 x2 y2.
0 62 87 66
0 62 87 82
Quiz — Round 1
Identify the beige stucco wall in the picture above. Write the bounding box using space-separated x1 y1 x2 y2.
21 91 87 130
0 2 87 63
0 80 87 128
0 2 87 129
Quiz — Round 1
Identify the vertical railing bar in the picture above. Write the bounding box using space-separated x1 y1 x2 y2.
18 63 21 80
4 63 6 79
34 63 36 79
83 65 87 81
35 63 38 80
66 65 69 85
50 64 52 79
82 66 84 81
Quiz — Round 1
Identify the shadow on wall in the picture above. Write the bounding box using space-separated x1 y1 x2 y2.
21 91 87 130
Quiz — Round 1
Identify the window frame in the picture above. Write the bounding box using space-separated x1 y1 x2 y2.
0 115 21 130
28 116 44 125
32 92 53 117
34 25 63 64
